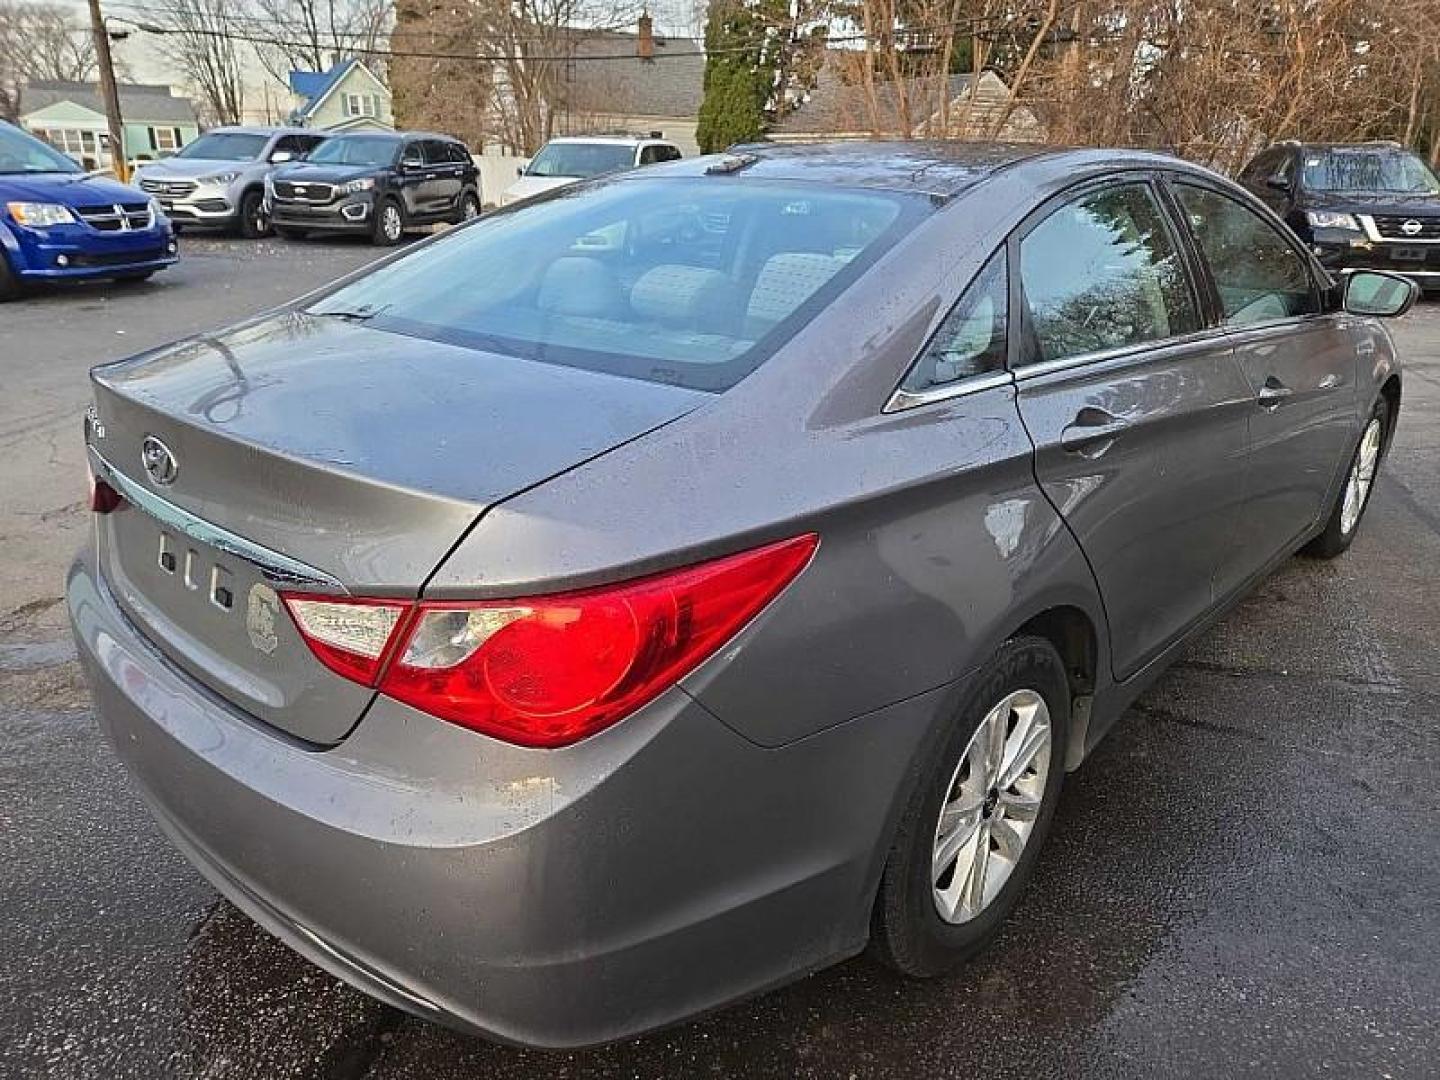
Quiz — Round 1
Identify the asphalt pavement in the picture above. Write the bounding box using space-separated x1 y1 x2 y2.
2 236 1439 1079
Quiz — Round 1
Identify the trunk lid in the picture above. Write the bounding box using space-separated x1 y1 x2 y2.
89 311 703 743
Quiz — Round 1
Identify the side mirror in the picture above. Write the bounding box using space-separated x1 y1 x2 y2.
270 150 294 164
1343 270 1417 318
400 158 423 173
516 165 525 177
1265 172 1291 193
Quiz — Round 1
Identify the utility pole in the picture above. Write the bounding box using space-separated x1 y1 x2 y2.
85 0 127 181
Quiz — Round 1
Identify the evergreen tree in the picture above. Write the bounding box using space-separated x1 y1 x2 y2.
696 0 772 153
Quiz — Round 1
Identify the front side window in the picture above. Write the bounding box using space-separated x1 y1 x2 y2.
901 249 1007 392
1173 183 1317 326
308 178 929 392
1020 182 1199 364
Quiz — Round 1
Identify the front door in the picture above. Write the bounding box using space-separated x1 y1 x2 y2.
1013 178 1255 680
1168 180 1359 565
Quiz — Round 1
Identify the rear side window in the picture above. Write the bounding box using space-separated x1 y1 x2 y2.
448 142 472 165
1020 182 1199 364
1172 184 1317 325
308 178 929 392
901 249 1007 393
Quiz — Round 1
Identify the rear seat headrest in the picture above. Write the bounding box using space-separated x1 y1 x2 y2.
630 265 735 330
537 257 624 317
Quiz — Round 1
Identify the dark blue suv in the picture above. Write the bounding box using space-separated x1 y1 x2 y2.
0 120 178 300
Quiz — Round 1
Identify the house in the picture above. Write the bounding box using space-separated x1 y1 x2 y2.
767 64 1043 143
288 59 394 132
19 81 200 170
550 17 705 156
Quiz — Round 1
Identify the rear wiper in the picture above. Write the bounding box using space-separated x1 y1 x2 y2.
312 302 391 322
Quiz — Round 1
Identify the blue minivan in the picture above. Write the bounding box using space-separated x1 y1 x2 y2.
0 120 178 300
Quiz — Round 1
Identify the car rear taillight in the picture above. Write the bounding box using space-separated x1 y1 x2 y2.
89 477 124 514
280 535 817 748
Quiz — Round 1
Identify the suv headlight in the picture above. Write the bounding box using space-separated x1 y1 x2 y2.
1306 210 1360 231
199 171 241 186
336 177 376 195
6 202 76 227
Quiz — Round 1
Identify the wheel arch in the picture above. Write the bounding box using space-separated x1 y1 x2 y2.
1008 603 1101 771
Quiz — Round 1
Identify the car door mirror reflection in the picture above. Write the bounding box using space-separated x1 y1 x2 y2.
1344 271 1418 318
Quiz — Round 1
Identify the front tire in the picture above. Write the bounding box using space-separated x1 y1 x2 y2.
874 636 1069 977
373 198 405 246
0 253 19 301
1304 396 1390 559
237 189 270 239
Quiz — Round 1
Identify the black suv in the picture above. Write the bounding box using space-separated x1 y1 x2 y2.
266 131 481 245
1238 141 1440 292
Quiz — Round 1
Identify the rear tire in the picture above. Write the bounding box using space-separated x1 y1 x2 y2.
1304 396 1390 559
453 191 481 225
873 636 1069 977
372 198 405 246
237 189 270 239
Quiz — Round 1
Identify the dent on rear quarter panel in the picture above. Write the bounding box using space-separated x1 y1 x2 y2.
423 170 1106 747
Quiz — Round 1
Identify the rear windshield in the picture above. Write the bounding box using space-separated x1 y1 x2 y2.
308 177 928 391
1302 150 1440 195
175 132 269 161
526 143 636 178
306 136 398 167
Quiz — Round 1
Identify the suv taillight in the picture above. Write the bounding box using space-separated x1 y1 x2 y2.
281 534 817 748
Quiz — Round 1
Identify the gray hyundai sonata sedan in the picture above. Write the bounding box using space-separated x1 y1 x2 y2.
69 142 1412 1047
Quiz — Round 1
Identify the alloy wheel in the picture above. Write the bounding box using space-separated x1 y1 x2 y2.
1340 417 1383 536
383 205 402 242
931 688 1053 924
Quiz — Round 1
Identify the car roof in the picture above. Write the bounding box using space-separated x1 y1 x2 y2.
204 125 322 137
544 135 673 147
626 141 1193 199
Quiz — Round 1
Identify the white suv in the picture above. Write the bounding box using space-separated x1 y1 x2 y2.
501 136 683 206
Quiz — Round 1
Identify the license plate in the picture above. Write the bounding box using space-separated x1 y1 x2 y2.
1391 246 1427 261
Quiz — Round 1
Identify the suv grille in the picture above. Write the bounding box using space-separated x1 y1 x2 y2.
139 177 197 198
76 203 154 232
1370 214 1440 241
273 181 335 203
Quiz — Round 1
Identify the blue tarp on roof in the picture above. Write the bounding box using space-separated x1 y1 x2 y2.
288 60 355 114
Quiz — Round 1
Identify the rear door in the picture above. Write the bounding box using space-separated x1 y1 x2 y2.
1014 176 1256 680
1168 179 1359 564
423 139 463 214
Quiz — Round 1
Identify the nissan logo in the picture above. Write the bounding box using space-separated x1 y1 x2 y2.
1401 219 1424 236
141 435 179 486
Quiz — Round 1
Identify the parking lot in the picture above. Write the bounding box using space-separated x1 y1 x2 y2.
2 236 1439 1079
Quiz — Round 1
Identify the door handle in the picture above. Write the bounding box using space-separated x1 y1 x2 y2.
1257 377 1293 409
1061 406 1129 456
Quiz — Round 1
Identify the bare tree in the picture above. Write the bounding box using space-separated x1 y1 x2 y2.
0 1 101 118
246 0 393 85
133 0 245 124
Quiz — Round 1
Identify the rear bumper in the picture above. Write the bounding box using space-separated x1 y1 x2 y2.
68 548 940 1047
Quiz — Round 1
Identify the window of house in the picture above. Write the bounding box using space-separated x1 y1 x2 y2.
1020 182 1200 364
1172 183 1318 326
152 127 181 152
344 93 377 118
901 249 1008 392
